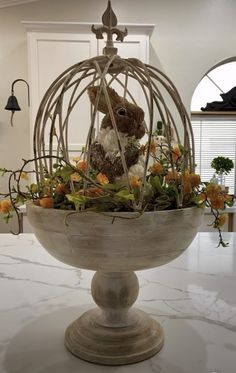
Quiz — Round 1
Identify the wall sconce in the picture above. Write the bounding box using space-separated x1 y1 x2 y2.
5 79 30 126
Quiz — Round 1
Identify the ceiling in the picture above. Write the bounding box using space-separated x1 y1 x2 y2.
0 0 40 8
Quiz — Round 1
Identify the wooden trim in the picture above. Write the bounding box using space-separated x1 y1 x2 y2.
191 111 236 120
191 111 236 116
0 0 38 7
22 21 155 35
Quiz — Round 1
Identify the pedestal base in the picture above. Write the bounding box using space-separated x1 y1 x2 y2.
65 308 164 365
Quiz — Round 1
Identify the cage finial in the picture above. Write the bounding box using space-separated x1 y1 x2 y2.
91 0 128 56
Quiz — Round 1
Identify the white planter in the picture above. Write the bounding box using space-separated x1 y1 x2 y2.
27 204 203 365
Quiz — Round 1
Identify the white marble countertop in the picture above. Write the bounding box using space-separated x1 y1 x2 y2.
0 232 236 373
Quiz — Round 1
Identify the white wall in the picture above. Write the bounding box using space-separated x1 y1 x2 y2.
1 0 236 232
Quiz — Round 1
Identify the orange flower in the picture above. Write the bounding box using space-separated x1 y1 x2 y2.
33 199 41 206
205 183 232 210
71 156 80 163
0 199 13 214
149 162 163 175
150 141 157 156
70 172 81 182
209 195 225 210
39 197 54 209
217 214 228 227
197 193 207 202
76 160 87 172
130 176 141 188
165 170 180 183
96 173 109 185
183 169 190 180
183 181 192 195
55 184 69 195
43 185 52 196
20 171 29 181
189 173 201 187
149 140 157 156
171 146 181 161
205 183 221 198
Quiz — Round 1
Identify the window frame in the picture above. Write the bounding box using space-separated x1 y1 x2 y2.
191 112 236 195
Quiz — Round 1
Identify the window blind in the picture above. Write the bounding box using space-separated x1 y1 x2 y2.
191 118 236 195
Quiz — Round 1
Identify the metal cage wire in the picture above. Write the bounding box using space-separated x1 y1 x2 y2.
33 54 194 208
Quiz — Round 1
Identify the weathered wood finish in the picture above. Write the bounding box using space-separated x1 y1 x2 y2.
65 271 164 364
27 204 203 271
26 204 203 365
65 308 164 365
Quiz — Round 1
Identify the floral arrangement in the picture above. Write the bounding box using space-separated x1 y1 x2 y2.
0 102 234 247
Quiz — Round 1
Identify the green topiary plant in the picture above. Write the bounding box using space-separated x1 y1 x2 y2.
211 156 234 175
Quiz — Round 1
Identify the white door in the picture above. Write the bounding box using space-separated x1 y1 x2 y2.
28 32 97 154
26 25 152 155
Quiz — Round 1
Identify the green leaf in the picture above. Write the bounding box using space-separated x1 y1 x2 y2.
178 144 186 155
114 189 134 201
143 183 154 199
0 168 7 176
58 165 74 182
211 156 234 174
225 199 234 207
53 163 60 169
28 183 38 194
190 194 204 206
15 194 26 204
102 183 122 192
3 213 13 224
150 175 164 194
155 195 170 204
66 194 88 210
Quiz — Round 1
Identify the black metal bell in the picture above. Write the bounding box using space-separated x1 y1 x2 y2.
5 94 21 111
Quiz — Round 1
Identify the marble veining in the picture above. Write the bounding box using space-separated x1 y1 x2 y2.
0 233 236 372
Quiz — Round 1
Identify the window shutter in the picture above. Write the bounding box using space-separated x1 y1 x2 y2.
192 118 236 195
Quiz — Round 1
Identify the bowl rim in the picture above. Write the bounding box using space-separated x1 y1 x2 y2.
26 201 204 217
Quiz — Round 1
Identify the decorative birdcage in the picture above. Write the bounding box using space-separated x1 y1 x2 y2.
32 0 194 212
